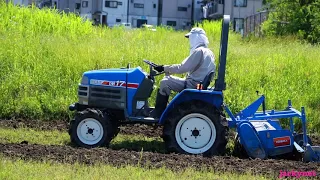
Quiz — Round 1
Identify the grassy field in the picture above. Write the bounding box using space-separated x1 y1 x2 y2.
0 2 320 134
0 156 268 180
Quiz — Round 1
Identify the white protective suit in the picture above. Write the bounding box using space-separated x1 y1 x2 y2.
159 27 216 96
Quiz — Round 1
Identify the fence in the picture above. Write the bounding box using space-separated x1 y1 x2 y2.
243 11 269 37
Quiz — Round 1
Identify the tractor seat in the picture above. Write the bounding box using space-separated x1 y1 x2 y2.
181 71 215 91
201 71 215 90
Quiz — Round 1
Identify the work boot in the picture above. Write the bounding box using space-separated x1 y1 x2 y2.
150 90 169 119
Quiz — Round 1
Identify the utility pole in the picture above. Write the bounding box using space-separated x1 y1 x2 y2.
127 0 129 23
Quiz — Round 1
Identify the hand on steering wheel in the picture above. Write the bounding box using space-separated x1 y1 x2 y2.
143 59 165 76
154 65 164 72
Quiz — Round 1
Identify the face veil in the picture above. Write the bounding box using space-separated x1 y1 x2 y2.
186 28 209 55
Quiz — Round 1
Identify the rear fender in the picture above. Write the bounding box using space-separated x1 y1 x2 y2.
237 121 267 159
158 89 223 124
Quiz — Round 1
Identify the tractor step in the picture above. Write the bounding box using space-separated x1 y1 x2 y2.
127 116 159 123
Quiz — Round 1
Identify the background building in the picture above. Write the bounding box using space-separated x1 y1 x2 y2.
128 0 158 28
8 0 265 32
160 0 193 30
204 0 264 32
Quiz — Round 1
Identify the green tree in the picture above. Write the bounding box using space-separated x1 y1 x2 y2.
262 0 320 44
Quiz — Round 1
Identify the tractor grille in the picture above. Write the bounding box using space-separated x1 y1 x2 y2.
90 87 122 100
77 85 125 109
91 87 120 94
78 85 88 98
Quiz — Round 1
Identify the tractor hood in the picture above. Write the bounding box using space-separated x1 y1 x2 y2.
79 67 146 87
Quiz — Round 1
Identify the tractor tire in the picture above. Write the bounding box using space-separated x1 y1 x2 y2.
162 100 228 157
68 119 75 144
69 108 117 148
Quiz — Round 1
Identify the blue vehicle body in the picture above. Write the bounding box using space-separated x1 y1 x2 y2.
75 66 224 124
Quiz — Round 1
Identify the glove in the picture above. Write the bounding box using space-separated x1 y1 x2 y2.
154 65 164 72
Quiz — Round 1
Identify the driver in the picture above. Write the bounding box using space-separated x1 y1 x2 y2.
150 27 216 118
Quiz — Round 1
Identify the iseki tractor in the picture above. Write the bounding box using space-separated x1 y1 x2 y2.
68 15 320 162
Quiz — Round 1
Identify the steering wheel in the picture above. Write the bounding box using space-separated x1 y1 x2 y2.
143 59 158 67
143 59 165 77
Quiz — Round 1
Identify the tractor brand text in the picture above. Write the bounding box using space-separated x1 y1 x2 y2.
90 79 139 89
273 136 291 147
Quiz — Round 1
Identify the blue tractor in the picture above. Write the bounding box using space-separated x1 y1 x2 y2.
68 15 320 162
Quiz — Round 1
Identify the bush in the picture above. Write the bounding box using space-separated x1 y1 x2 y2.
262 0 320 44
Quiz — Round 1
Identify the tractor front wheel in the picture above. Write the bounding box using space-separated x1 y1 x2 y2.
162 101 228 157
69 108 116 148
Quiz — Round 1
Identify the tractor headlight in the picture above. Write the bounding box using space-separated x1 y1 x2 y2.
81 76 89 85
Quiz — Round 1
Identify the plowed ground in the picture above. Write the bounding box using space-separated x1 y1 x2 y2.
1 119 319 144
0 119 319 178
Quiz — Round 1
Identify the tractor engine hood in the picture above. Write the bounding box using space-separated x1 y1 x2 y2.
73 66 154 117
80 67 146 87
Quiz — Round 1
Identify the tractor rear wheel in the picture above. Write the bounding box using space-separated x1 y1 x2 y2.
69 108 117 148
162 101 228 157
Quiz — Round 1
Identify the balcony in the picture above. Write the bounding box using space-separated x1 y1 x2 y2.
204 1 223 20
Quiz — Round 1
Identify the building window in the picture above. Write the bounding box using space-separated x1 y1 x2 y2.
116 18 121 22
234 0 247 7
134 3 144 8
117 2 122 5
75 3 81 9
218 0 224 4
234 18 244 32
153 4 156 8
167 21 176 26
178 7 187 11
82 1 88 8
105 1 117 8
207 2 218 14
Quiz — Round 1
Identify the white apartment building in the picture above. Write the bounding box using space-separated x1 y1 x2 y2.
159 0 193 30
10 0 265 31
204 0 264 32
128 0 158 28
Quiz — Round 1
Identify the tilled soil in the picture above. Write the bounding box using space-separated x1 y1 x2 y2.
0 119 69 132
0 142 319 178
1 119 320 145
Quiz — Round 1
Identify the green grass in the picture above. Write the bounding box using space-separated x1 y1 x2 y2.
0 156 269 180
0 2 320 133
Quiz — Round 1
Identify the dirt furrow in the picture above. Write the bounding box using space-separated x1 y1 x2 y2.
0 142 319 178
